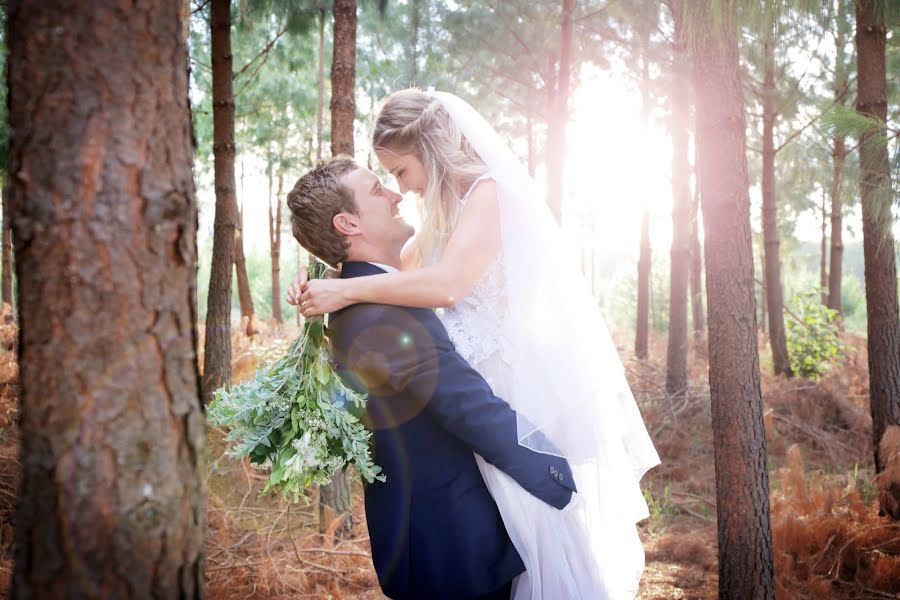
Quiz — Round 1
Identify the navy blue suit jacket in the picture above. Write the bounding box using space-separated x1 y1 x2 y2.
328 261 576 600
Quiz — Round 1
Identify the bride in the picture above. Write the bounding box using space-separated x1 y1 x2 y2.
290 88 660 599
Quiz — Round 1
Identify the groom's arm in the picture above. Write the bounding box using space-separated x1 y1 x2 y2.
334 303 576 510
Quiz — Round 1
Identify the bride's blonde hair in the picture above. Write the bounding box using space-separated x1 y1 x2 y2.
371 88 488 262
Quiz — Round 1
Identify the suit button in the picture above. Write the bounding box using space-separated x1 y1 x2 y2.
549 466 558 476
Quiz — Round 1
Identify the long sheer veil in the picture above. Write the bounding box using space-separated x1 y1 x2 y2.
431 91 660 519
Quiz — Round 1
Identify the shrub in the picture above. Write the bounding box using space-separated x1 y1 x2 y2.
785 292 843 379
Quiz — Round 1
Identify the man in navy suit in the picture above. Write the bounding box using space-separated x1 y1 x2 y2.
286 156 576 600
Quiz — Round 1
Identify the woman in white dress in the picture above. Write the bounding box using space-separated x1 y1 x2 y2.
296 89 660 599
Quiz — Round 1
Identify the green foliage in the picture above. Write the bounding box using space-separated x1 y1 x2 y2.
208 263 384 503
643 484 678 519
822 104 889 143
785 291 843 379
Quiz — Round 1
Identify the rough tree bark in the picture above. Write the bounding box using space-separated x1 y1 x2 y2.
665 0 690 396
693 1 775 596
203 0 238 403
760 15 792 377
322 0 358 536
330 0 357 157
7 1 205 596
269 172 283 324
316 7 326 162
1 182 12 309
855 0 900 499
544 0 573 223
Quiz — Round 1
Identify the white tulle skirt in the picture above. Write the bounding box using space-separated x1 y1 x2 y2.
472 353 649 600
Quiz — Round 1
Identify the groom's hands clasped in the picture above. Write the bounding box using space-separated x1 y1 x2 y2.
286 270 309 307
287 267 346 318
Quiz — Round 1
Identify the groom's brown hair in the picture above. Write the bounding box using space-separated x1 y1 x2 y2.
286 155 358 268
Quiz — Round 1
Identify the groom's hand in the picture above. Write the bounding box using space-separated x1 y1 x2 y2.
286 270 309 306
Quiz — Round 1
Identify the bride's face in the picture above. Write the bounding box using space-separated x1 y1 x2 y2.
376 149 428 197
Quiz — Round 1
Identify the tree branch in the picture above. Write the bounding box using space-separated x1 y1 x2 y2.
233 25 288 81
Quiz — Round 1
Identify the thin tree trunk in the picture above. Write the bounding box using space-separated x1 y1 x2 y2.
1 182 12 310
760 20 792 377
270 172 283 324
323 0 358 536
234 210 256 336
203 0 238 403
820 190 829 304
855 0 900 500
316 7 326 162
693 2 775 595
690 144 705 337
828 135 846 313
234 159 256 336
635 31 652 361
759 241 768 334
8 2 205 595
828 0 850 314
666 0 689 397
545 0 573 223
330 0 357 157
636 207 651 359
411 0 420 82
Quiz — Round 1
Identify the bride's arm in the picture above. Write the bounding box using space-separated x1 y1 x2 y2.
300 180 500 314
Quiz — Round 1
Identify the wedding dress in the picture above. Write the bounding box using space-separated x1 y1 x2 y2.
431 92 661 599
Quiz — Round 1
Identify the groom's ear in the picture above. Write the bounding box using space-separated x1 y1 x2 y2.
333 212 361 237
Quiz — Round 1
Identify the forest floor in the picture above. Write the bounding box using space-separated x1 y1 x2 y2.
0 315 898 598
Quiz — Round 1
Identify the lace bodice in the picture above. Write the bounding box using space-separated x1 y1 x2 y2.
437 175 510 367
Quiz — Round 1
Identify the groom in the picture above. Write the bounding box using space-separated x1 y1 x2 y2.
286 156 576 600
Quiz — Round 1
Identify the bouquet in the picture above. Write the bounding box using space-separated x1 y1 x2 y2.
208 262 384 503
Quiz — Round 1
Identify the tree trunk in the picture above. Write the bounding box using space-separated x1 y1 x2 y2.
7 2 205 595
330 0 357 157
760 25 792 377
233 204 257 336
666 0 689 397
270 172 283 324
820 191 829 304
203 0 238 403
855 0 900 490
544 0 573 223
759 242 768 334
316 7 327 162
1 182 12 310
828 0 850 314
635 32 652 361
410 0 420 82
635 207 651 359
828 135 846 313
690 144 705 337
323 0 358 536
693 2 775 596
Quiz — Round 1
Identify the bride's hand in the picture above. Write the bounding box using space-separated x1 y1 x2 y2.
299 277 352 317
